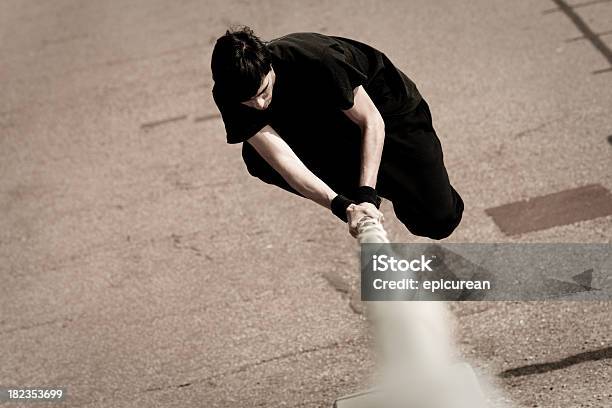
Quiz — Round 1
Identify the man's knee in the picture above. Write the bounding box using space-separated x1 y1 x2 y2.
393 191 464 240
420 215 463 240
401 213 462 240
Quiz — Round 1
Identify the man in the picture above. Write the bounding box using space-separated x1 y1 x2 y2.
211 27 463 239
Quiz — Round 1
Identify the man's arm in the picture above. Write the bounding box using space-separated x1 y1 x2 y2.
342 85 385 188
341 85 386 235
247 125 337 209
247 107 383 233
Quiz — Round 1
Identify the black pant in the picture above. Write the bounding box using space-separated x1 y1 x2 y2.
241 99 464 240
376 99 464 239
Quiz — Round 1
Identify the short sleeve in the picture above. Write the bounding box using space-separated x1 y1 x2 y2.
319 43 368 110
212 85 269 144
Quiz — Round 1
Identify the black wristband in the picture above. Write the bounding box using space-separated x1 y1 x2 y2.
331 195 354 222
355 186 381 209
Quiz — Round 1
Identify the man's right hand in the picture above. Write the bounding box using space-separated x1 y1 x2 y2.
347 202 384 238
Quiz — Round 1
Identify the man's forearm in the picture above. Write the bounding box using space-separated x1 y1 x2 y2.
291 173 337 209
273 151 337 209
359 118 385 188
247 126 340 209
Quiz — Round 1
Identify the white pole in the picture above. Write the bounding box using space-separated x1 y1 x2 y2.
333 217 487 408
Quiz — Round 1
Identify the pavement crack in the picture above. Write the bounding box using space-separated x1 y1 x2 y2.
322 271 350 294
322 271 365 315
499 346 612 378
550 0 612 70
543 0 612 14
0 314 84 336
141 114 188 130
514 118 559 139
194 113 221 122
170 233 206 257
142 337 361 393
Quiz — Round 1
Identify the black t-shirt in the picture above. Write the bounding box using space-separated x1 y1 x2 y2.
212 32 422 145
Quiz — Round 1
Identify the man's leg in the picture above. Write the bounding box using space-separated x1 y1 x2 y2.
390 184 464 240
378 99 464 240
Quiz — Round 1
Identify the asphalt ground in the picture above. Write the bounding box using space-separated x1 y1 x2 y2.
1 0 611 407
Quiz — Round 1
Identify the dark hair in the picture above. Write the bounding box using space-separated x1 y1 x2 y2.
211 26 271 103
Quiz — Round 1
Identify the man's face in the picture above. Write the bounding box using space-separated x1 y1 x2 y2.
240 68 275 110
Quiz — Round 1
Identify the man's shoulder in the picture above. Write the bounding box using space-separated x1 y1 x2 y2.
268 33 380 64
269 32 336 45
267 32 344 59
